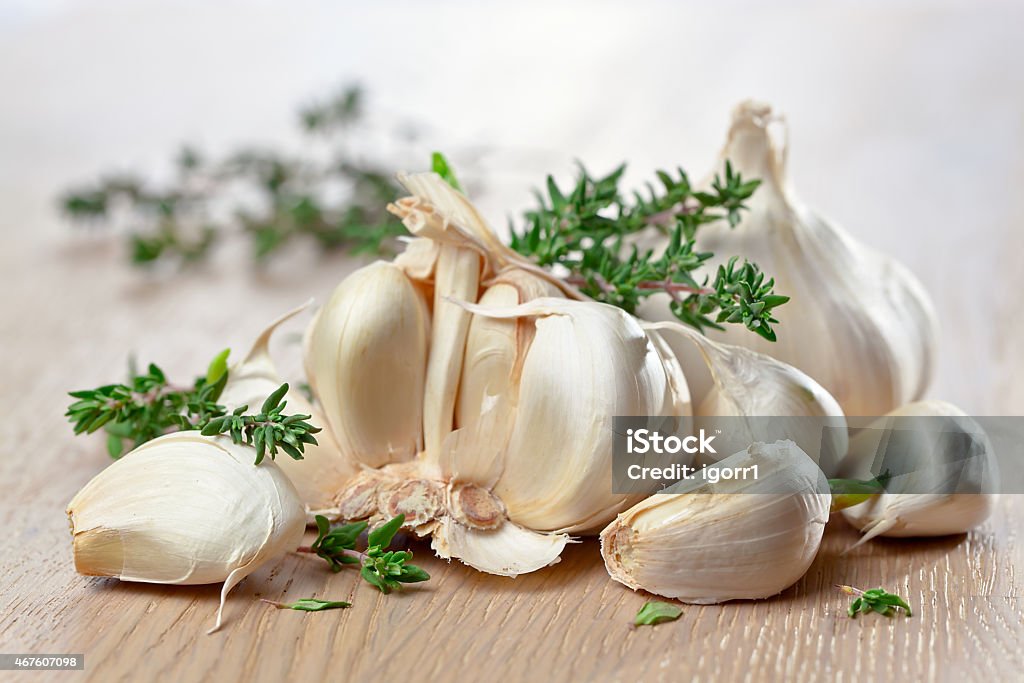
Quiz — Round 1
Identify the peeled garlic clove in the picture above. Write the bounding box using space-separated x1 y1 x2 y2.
307 261 430 468
457 297 691 534
645 320 847 467
839 400 998 542
601 440 829 603
642 101 938 416
66 432 305 633
220 303 356 521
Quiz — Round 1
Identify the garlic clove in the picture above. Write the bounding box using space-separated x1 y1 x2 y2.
839 400 998 542
220 303 356 522
645 320 847 467
430 515 570 577
307 261 430 469
640 100 938 416
600 440 829 603
66 432 305 633
454 297 691 534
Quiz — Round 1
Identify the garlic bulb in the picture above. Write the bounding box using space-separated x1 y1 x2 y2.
640 101 938 416
645 320 847 467
839 400 998 542
601 440 829 603
66 432 305 633
220 302 356 521
307 260 431 469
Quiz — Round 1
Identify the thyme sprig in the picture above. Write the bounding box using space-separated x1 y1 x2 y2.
837 585 912 618
509 162 788 340
304 514 430 593
66 352 319 464
60 85 406 265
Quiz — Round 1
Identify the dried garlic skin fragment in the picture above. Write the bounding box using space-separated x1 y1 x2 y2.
839 400 998 542
66 432 305 632
220 302 356 521
307 261 430 469
640 100 938 416
601 440 829 603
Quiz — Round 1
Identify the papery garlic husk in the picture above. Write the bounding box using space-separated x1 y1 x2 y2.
639 101 938 416
307 260 431 469
66 432 305 633
220 302 356 521
645 320 847 469
838 400 998 542
600 440 829 603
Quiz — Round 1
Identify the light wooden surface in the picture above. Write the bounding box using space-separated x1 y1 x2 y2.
2 3 1023 681
0 230 1021 683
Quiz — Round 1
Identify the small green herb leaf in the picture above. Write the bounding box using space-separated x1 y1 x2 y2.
205 348 230 386
838 585 912 618
431 152 463 192
262 598 350 612
634 600 683 626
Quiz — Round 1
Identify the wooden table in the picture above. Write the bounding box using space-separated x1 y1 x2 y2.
1 232 1021 683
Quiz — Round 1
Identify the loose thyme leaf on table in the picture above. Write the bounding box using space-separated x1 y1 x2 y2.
837 585 912 618
306 514 430 593
508 160 788 340
634 600 683 626
261 598 351 612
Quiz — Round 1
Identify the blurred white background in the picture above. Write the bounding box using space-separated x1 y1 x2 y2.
1 0 1021 411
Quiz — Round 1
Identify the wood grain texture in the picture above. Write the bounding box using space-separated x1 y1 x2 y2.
0 230 1021 683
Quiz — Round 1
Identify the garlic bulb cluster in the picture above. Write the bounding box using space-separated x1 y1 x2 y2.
66 432 306 633
219 302 356 521
305 172 693 575
640 101 939 416
600 440 830 603
838 400 997 543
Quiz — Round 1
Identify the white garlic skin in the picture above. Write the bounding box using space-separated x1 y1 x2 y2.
641 101 939 416
601 440 829 603
67 432 305 585
457 297 692 534
839 400 997 540
67 432 306 632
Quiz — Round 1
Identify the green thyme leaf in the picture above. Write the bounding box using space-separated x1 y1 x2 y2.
431 152 463 192
262 598 350 612
634 600 683 626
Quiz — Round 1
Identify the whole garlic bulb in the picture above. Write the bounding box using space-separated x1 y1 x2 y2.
600 440 829 603
66 432 306 633
839 400 998 542
220 302 356 521
640 101 938 416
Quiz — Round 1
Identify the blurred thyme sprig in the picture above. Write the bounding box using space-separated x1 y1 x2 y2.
66 352 319 464
837 585 912 618
509 161 788 340
303 514 430 593
60 85 406 266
